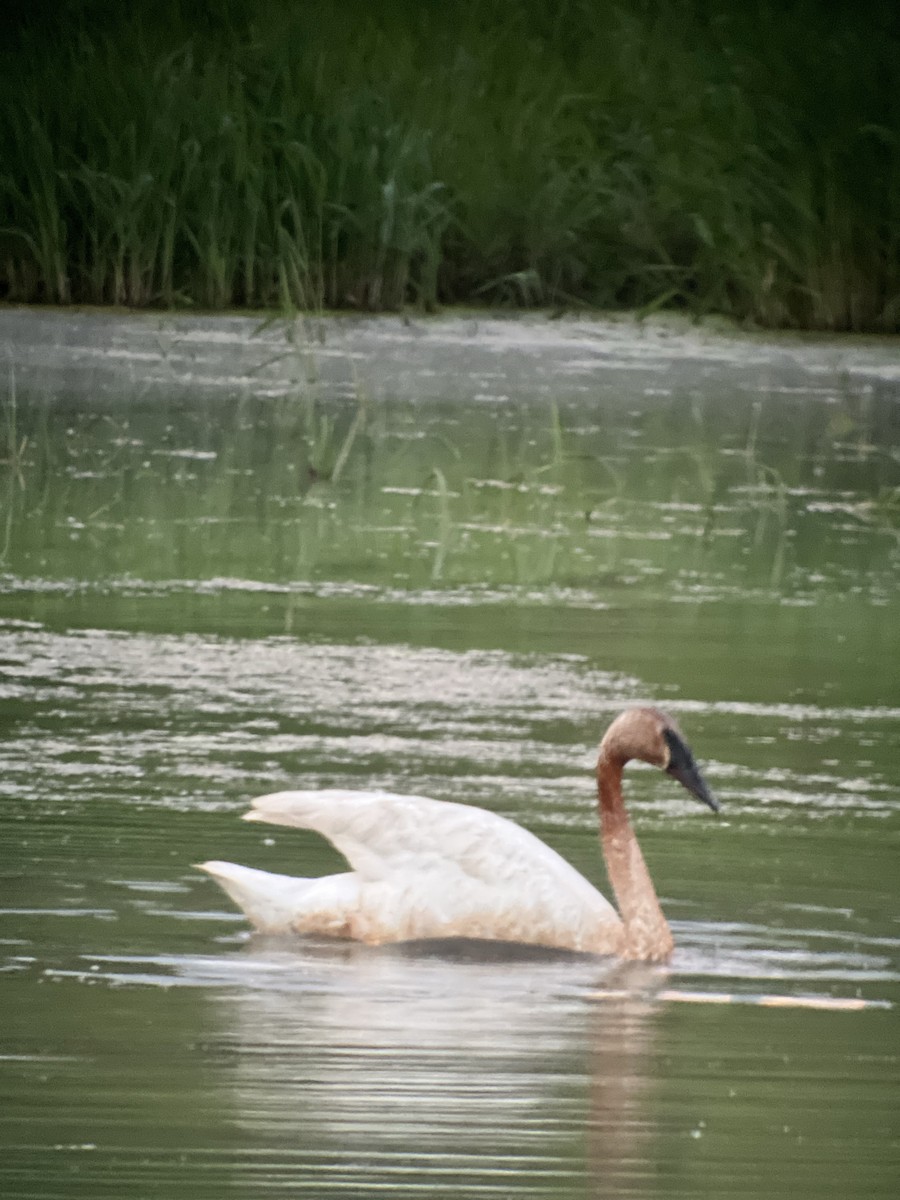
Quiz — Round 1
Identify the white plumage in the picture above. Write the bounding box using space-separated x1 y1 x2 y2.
200 788 620 953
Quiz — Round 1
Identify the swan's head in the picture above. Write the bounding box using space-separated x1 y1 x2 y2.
599 706 719 812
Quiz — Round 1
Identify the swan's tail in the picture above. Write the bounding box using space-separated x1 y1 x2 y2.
196 860 360 937
196 861 316 932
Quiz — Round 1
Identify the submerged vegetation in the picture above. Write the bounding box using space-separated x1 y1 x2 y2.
1 0 898 330
4 318 898 605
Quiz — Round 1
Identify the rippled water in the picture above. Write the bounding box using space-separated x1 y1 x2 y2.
1 311 898 1198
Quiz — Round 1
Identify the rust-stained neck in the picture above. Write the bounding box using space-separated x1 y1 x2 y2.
597 751 674 963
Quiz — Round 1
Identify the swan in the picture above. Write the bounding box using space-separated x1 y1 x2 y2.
198 706 718 961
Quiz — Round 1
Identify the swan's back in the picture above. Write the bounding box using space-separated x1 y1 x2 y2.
203 789 621 952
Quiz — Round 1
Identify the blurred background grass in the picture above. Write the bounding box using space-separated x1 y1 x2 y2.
1 0 897 329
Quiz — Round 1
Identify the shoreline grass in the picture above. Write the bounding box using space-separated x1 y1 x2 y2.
2 1 897 331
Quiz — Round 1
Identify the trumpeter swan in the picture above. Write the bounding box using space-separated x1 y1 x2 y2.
198 706 718 961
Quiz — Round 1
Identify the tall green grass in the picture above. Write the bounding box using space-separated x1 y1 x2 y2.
1 0 897 329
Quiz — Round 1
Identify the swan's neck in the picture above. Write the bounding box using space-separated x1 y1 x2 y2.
597 753 673 962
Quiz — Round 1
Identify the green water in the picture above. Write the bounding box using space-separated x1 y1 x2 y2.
1 310 898 1198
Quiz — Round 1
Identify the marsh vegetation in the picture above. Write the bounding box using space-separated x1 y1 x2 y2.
2 0 897 329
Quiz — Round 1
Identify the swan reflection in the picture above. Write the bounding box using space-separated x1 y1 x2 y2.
208 937 665 1197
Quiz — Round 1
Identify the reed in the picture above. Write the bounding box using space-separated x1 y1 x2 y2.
1 0 896 329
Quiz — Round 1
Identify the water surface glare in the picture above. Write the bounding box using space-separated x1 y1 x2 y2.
1 311 898 1199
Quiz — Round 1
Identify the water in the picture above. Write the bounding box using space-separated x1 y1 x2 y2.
1 310 898 1198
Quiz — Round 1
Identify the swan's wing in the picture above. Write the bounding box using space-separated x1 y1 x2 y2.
244 789 618 922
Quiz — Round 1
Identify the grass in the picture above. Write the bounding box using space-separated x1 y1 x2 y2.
1 0 897 330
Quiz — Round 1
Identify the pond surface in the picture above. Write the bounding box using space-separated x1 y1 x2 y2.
1 309 898 1198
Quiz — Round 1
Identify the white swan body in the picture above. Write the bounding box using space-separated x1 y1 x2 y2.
198 708 718 960
200 789 621 953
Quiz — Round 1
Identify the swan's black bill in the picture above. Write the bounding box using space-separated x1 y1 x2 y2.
663 728 719 812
